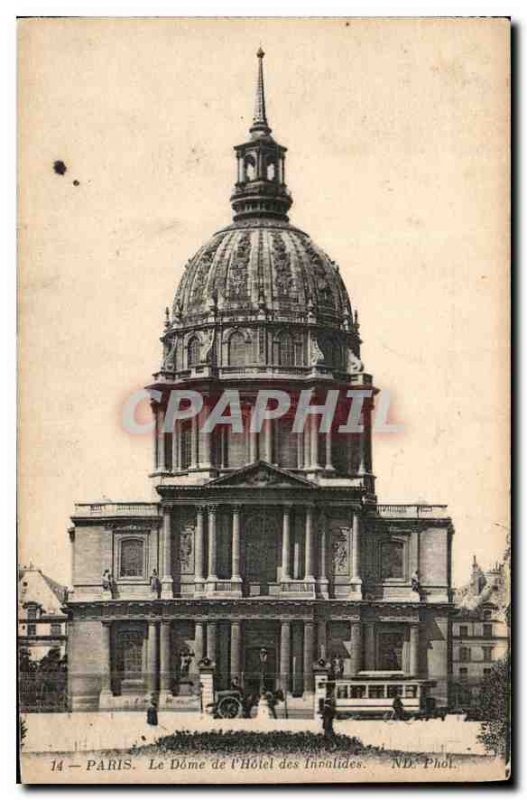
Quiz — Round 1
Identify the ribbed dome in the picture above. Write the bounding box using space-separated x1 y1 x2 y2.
172 219 353 329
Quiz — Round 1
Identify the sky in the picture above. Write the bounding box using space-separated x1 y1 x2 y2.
18 17 510 587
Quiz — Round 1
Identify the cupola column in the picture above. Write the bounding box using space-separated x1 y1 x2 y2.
318 510 329 597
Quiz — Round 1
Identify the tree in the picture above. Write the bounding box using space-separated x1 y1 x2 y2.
477 655 510 759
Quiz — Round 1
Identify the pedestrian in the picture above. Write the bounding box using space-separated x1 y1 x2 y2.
146 696 158 726
392 692 405 720
264 690 278 719
321 698 336 737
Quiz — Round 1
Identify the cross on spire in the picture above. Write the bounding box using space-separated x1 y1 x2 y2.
250 47 272 138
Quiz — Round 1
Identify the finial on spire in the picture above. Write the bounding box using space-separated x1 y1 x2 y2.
250 47 271 138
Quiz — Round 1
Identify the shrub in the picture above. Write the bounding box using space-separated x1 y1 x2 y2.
477 655 510 759
134 730 364 756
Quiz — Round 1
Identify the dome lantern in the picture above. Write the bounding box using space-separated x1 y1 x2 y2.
230 49 292 222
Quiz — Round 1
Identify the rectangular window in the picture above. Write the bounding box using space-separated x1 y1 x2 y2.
459 668 468 676
50 622 62 636
405 685 418 698
368 685 385 699
483 668 492 675
387 684 404 698
377 632 404 670
336 685 349 699
117 631 143 678
483 623 492 638
27 623 36 636
26 606 37 620
350 685 365 699
482 646 493 662
119 538 145 578
380 541 405 580
459 625 468 637
459 647 471 662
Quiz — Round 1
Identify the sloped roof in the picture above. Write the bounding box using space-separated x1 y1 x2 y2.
18 567 67 612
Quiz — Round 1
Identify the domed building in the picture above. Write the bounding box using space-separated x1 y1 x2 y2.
67 51 454 716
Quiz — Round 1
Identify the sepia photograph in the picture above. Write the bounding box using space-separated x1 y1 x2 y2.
17 16 510 784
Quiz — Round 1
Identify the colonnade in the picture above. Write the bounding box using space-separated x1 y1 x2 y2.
160 505 362 596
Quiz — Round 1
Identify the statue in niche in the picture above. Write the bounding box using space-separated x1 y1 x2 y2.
201 328 215 364
149 569 161 596
179 525 194 574
331 527 350 575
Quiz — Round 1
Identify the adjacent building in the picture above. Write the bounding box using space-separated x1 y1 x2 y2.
18 565 68 662
66 51 455 715
451 556 509 709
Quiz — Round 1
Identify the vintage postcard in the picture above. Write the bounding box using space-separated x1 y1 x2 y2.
18 17 510 784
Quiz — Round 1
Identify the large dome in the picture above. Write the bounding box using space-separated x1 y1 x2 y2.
172 218 353 329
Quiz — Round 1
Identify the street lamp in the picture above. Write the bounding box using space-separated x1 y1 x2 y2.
259 647 268 696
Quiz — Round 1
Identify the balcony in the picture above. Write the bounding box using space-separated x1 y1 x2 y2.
376 504 448 519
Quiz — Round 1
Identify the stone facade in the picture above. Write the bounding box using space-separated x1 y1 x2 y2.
67 51 455 715
451 557 509 709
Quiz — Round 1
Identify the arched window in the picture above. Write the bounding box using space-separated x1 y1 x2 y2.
266 160 276 181
278 332 295 367
228 331 247 367
320 335 341 368
188 336 200 368
244 154 256 181
180 420 192 470
119 539 144 578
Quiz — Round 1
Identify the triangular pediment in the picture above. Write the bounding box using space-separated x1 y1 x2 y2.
208 461 317 489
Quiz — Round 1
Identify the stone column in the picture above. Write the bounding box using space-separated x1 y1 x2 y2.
161 508 173 598
207 506 218 583
317 620 327 661
280 621 291 694
303 622 315 693
310 417 320 470
230 621 242 683
350 511 362 598
194 621 204 663
263 418 273 463
231 505 241 582
190 414 198 469
350 622 362 675
318 511 329 597
194 506 205 591
198 401 212 470
409 624 419 676
305 507 315 582
365 623 376 670
325 430 334 471
159 621 171 693
206 622 217 663
281 506 291 582
146 621 158 695
100 622 112 694
172 420 179 472
158 407 166 471
296 429 304 469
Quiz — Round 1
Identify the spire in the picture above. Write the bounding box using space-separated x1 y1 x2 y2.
250 48 272 139
230 50 292 222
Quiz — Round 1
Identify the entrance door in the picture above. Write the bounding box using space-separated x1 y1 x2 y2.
242 517 279 594
244 646 277 695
